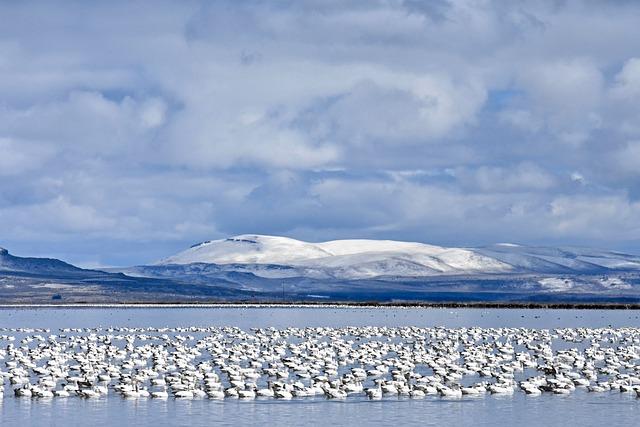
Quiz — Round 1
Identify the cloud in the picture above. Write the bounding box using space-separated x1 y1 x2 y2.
452 164 556 193
301 76 486 145
0 137 55 176
1 0 640 265
549 194 640 239
161 107 341 169
610 141 640 176
512 59 603 144
611 58 640 100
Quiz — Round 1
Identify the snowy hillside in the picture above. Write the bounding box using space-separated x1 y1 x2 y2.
159 236 333 265
476 244 640 273
3 239 640 303
157 235 513 278
157 235 640 279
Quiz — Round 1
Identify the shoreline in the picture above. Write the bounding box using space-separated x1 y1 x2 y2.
1 301 640 309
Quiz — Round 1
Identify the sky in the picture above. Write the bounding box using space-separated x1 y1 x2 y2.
1 0 640 267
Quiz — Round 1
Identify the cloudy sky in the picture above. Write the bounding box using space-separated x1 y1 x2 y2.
2 0 640 266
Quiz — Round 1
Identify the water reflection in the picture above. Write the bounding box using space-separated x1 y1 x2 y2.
1 391 640 426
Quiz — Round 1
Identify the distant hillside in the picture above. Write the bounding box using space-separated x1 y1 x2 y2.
156 235 640 279
0 247 86 276
2 237 640 304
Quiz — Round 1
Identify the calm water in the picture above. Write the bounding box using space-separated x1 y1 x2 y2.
1 306 639 426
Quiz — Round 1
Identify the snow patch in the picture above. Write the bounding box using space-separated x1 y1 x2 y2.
599 277 632 290
31 283 76 289
538 277 574 291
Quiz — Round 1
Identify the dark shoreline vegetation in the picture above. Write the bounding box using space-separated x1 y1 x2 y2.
2 301 640 310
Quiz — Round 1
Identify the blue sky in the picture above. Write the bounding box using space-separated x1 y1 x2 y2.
2 0 640 267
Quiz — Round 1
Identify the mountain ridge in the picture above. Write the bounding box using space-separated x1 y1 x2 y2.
2 236 640 304
156 234 640 279
0 246 87 275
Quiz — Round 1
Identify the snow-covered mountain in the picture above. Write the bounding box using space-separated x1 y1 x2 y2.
2 239 640 304
156 235 640 279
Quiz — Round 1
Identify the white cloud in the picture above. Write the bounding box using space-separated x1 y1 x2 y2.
1 1 640 264
611 58 640 100
139 98 167 129
549 194 640 239
453 164 556 193
0 138 55 176
0 196 116 237
299 75 486 146
499 109 542 132
517 59 603 143
610 141 640 176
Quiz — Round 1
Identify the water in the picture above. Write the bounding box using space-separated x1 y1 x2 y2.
1 306 639 426
2 306 639 329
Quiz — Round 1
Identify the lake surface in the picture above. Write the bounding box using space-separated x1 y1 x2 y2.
1 306 639 426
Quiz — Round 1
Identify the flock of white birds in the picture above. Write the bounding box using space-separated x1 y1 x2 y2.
2 324 640 400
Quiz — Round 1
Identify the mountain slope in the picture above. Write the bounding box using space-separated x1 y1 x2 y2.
157 235 640 279
161 236 333 265
0 247 86 275
157 235 514 278
0 247 263 303
2 239 640 304
475 244 640 273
